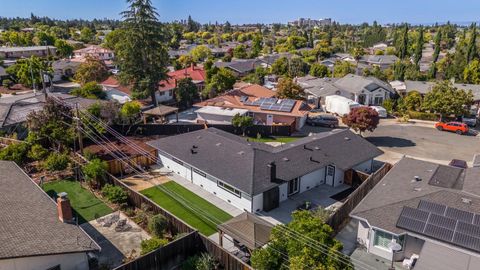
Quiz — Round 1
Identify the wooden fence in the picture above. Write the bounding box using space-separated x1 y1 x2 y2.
106 174 252 270
327 162 393 232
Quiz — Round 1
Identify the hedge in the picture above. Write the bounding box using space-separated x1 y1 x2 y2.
407 111 440 121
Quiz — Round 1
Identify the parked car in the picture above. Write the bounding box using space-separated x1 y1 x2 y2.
462 115 478 127
306 114 339 128
370 106 387 118
449 159 468 169
435 121 469 135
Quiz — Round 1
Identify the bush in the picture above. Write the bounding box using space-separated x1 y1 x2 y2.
382 99 394 115
407 111 439 121
195 253 218 270
140 237 169 255
43 153 69 171
27 144 48 161
2 79 12 88
148 214 168 238
82 158 107 186
0 143 29 164
101 184 128 204
71 82 106 99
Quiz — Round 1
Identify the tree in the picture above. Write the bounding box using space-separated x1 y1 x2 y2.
186 15 200 32
251 210 352 270
243 67 267 85
342 107 380 136
116 0 169 105
54 39 74 58
82 158 107 187
223 21 232 33
0 143 29 165
414 27 424 65
433 31 441 63
79 27 95 43
250 34 263 58
467 23 478 63
309 63 330 78
43 153 69 172
400 91 423 111
101 184 128 203
103 29 126 50
398 24 409 59
276 77 304 99
175 77 198 108
204 68 236 97
189 45 212 62
422 81 474 117
71 81 106 99
350 47 364 64
140 238 168 255
333 61 354 78
270 57 289 76
74 57 109 85
9 56 52 89
148 214 168 238
463 59 480 84
232 113 253 136
120 101 142 124
393 60 406 81
233 44 248 59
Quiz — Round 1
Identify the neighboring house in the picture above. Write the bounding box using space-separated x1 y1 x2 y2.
0 46 57 59
332 53 357 63
52 59 82 82
147 128 382 212
73 45 114 61
195 84 312 130
372 42 388 51
391 80 480 104
101 76 132 104
297 74 395 106
0 93 101 131
0 161 100 270
350 157 480 270
359 55 399 70
257 53 294 68
214 59 263 77
156 65 206 103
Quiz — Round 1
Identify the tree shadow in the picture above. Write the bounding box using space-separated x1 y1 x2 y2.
366 136 416 148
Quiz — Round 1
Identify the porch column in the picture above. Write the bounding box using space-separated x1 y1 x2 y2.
176 111 179 123
218 230 224 247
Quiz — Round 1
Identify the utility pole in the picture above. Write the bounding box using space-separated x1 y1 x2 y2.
75 103 84 154
41 71 48 99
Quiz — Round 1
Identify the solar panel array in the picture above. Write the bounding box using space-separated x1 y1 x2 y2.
396 200 480 252
242 97 296 112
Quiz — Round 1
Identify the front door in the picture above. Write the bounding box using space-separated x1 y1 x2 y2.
288 178 300 196
325 165 336 186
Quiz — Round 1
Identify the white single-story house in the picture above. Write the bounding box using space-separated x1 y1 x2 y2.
196 106 248 124
147 128 382 213
351 157 480 270
0 161 100 270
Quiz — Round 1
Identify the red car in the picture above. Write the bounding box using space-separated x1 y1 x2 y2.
435 122 469 135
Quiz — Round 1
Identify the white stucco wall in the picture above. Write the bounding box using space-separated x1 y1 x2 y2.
0 252 89 270
334 167 345 187
252 193 263 212
356 220 370 248
353 159 373 173
155 90 173 103
159 154 253 212
299 168 325 193
278 183 288 202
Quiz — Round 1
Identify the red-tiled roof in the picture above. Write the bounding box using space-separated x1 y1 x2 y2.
158 66 206 92
195 84 311 117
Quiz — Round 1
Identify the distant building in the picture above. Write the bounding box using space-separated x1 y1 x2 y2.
73 45 114 61
156 65 206 103
0 161 100 270
288 18 332 28
0 46 56 59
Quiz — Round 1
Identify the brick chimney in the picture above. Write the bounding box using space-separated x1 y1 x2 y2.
57 192 74 223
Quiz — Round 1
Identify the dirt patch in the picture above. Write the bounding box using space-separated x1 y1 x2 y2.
121 177 155 192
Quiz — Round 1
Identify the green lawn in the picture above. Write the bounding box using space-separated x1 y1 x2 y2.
247 136 300 143
43 180 113 224
141 181 232 236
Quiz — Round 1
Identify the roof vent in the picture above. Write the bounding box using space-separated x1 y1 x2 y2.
414 176 422 182
462 198 472 204
413 187 422 192
314 146 320 150
238 151 245 155
283 157 289 162
191 149 197 154
216 143 222 146
192 145 198 149
344 137 350 141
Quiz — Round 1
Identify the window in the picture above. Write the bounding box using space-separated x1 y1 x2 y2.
374 96 384 105
217 181 241 198
193 168 206 177
374 230 392 248
159 91 165 96
172 158 183 165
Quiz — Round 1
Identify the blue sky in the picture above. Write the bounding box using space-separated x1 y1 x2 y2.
1 0 480 25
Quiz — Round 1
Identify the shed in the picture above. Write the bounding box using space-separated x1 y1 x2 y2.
217 212 274 251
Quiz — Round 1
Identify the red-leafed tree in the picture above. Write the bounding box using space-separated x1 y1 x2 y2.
342 107 380 136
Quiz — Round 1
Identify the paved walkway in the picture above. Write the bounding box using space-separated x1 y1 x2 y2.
152 166 243 217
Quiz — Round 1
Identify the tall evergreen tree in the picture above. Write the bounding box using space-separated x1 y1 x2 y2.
467 23 478 63
433 30 441 63
116 0 169 105
414 27 424 65
398 24 409 59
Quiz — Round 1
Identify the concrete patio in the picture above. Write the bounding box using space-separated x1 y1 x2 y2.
259 184 351 224
350 247 408 270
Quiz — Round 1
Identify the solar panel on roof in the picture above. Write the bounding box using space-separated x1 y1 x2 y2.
424 224 454 242
401 207 430 222
474 215 480 226
396 216 426 233
428 213 457 230
418 200 447 215
456 222 480 237
452 232 480 251
445 207 475 223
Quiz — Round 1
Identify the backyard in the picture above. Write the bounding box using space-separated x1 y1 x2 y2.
141 181 232 235
43 180 113 224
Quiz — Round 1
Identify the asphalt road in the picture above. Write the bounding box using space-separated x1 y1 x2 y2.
364 124 480 164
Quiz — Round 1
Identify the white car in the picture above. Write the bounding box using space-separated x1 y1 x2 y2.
370 106 387 118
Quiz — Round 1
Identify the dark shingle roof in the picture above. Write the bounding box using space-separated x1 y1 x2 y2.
0 161 99 259
351 157 480 234
148 128 382 195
